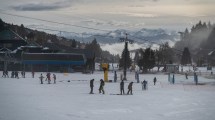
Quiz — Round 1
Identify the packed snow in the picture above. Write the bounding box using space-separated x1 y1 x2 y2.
0 70 215 120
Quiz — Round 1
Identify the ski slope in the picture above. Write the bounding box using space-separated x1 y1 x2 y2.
0 71 215 120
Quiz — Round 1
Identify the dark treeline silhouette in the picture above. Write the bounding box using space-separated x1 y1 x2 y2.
174 21 215 66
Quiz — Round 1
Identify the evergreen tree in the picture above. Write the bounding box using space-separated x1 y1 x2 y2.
71 39 77 48
181 47 192 65
85 38 102 57
203 27 215 49
208 21 212 29
138 48 155 72
119 42 132 69
158 42 174 64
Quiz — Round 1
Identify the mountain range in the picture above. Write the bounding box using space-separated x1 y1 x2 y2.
60 28 180 45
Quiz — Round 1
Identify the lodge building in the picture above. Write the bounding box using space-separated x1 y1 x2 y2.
0 28 94 72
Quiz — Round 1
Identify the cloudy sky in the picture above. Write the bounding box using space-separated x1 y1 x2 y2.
0 0 215 34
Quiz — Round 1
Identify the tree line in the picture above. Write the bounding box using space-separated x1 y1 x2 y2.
119 21 215 72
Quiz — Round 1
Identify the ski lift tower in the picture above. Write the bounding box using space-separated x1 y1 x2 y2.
119 33 134 80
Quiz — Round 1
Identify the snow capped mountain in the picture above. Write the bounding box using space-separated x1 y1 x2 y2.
61 28 180 54
62 28 179 44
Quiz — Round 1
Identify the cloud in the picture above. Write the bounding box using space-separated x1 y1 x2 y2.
81 19 145 28
11 0 72 11
100 42 152 55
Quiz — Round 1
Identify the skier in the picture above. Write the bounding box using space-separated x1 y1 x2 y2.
136 72 139 83
21 71 25 78
21 71 23 78
11 71 14 78
153 77 157 85
89 79 94 94
120 80 125 95
2 70 5 77
53 74 56 84
32 71 35 78
99 79 105 94
194 73 198 85
114 71 117 82
5 70 9 78
185 72 188 79
15 71 19 79
172 74 175 84
46 73 51 84
39 74 44 84
127 82 133 95
142 80 147 90
23 71 25 78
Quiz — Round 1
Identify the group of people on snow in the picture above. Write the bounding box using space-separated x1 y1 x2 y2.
89 78 154 95
2 70 26 79
90 79 105 94
39 73 56 84
89 76 160 95
120 80 134 95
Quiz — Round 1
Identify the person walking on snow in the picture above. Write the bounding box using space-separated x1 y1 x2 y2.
46 73 51 84
32 71 35 78
153 77 157 85
185 72 188 79
142 80 147 90
127 82 133 95
89 79 94 94
5 70 9 78
120 80 125 95
53 74 56 84
39 74 44 84
99 79 105 94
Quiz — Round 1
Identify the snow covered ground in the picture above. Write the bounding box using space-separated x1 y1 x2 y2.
0 71 215 120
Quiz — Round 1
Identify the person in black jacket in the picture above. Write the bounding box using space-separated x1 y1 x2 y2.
127 82 133 95
90 79 94 94
142 80 147 90
120 80 125 95
153 77 157 85
99 79 105 94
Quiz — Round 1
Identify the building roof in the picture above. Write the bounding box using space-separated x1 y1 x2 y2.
0 29 26 41
0 29 27 51
65 48 95 59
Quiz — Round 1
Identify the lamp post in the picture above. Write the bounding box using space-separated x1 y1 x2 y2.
120 33 134 80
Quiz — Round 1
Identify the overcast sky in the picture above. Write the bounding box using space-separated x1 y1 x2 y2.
0 0 215 33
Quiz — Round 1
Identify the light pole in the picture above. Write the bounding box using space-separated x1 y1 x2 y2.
120 33 134 80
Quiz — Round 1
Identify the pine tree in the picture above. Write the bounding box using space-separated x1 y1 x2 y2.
181 47 192 65
119 42 132 69
71 39 77 48
138 48 155 72
85 38 102 57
